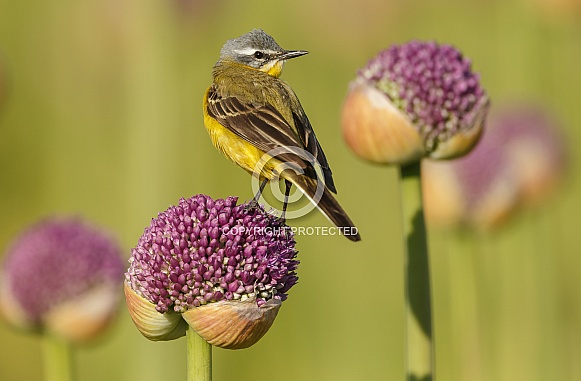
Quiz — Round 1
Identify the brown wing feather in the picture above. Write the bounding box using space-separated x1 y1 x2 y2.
291 111 336 193
207 85 318 179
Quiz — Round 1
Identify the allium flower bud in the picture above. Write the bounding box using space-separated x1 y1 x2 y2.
342 41 489 165
422 129 519 230
422 104 567 230
125 194 299 349
491 104 567 206
0 217 124 343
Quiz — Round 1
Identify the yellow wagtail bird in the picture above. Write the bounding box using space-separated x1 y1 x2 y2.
203 29 361 242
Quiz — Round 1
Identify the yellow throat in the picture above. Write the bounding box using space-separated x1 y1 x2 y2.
261 60 285 78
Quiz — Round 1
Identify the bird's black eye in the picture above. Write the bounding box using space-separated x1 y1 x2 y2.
253 51 264 59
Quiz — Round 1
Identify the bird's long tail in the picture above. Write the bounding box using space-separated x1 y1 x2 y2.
282 171 361 242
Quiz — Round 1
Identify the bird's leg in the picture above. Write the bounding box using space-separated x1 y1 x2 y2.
247 178 268 210
254 178 268 201
280 180 292 221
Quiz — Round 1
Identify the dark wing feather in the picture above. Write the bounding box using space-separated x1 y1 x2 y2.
291 111 336 193
207 85 317 178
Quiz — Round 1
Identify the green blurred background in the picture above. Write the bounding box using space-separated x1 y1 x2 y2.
1 0 580 380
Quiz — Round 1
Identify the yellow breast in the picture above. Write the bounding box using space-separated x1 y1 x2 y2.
202 89 281 179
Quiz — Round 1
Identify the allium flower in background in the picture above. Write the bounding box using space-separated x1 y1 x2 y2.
341 40 490 381
422 103 567 230
422 125 518 230
342 40 489 165
0 217 124 343
125 194 299 349
493 104 567 206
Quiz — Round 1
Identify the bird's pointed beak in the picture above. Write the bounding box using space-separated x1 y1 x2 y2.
279 50 309 60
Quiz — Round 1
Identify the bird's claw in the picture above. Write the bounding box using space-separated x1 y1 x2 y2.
244 198 261 212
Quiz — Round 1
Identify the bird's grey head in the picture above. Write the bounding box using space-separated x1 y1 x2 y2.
218 29 307 69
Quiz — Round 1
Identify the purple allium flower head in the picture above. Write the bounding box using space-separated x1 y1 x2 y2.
359 41 488 152
422 127 520 230
488 104 567 205
492 105 566 166
1 217 124 324
422 103 567 230
453 129 511 210
126 194 299 314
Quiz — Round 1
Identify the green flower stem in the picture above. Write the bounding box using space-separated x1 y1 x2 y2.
42 333 74 381
187 326 212 381
399 162 435 381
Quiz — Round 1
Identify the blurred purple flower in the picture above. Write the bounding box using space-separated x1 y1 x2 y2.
0 217 124 341
422 103 567 230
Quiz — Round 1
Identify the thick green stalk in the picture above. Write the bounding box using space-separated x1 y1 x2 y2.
42 334 74 381
399 162 434 381
187 326 212 381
